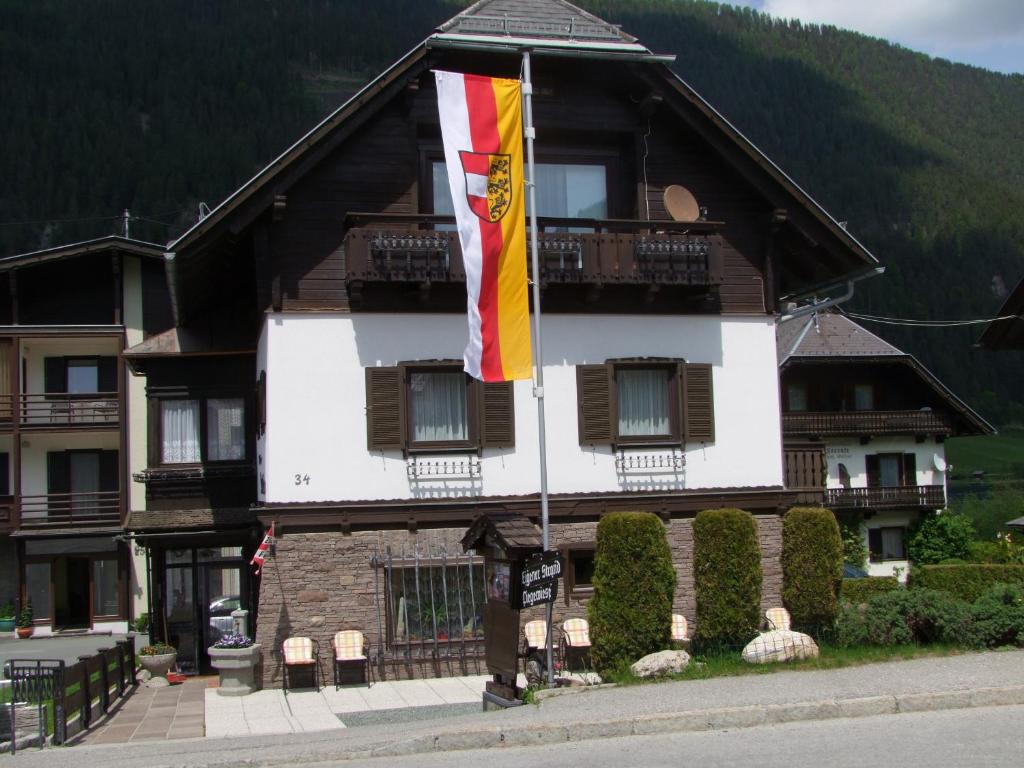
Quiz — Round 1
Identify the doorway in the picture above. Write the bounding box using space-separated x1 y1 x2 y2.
53 556 90 628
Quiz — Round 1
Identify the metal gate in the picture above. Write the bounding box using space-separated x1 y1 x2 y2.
3 659 64 752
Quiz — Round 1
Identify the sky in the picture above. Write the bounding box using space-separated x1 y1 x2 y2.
728 0 1024 75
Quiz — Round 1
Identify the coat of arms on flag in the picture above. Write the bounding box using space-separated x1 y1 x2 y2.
250 522 275 575
459 150 512 223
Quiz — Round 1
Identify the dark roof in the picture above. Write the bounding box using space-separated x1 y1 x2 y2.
778 310 995 437
126 507 258 532
437 0 645 51
123 326 255 358
978 276 1024 349
461 511 543 555
165 0 877 325
777 312 902 365
0 235 164 272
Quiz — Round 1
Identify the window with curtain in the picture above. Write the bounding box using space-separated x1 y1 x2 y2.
207 398 245 461
93 559 120 616
787 383 808 412
617 368 671 437
161 399 201 463
409 371 468 443
854 384 874 411
879 454 902 487
869 527 907 562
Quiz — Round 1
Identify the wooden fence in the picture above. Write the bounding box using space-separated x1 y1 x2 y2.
5 638 136 751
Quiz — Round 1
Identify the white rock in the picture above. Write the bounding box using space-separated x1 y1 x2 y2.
631 649 691 678
742 630 819 664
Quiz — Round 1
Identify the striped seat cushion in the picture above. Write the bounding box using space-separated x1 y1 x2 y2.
562 618 591 648
333 630 366 661
765 607 792 631
671 614 689 642
282 637 315 665
523 620 547 650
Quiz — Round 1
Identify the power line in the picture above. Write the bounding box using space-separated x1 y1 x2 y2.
0 208 189 228
845 311 1019 328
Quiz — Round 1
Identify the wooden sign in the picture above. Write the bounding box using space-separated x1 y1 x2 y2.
514 551 563 609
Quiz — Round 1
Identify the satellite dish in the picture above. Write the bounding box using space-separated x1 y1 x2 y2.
663 184 700 222
933 454 948 472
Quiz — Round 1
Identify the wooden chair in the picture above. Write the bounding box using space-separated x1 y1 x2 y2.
765 607 792 631
332 630 372 688
560 618 592 672
671 614 690 646
282 636 319 694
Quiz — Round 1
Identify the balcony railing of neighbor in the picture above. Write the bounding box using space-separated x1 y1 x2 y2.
825 485 945 511
783 410 952 437
19 393 119 428
18 491 121 528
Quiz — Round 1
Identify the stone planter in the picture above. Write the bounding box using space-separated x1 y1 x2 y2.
15 626 33 639
138 652 177 687
208 644 261 696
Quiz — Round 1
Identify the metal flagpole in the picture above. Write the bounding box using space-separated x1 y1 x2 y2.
522 50 554 688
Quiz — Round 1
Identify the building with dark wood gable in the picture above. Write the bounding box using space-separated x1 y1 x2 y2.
779 311 992 577
979 276 1024 350
0 235 172 634
121 0 890 682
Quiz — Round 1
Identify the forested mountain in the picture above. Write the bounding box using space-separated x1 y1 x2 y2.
2 0 1023 423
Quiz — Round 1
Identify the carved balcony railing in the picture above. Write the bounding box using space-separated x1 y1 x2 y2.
19 491 121 528
20 392 120 429
783 410 953 437
825 485 945 511
343 213 724 289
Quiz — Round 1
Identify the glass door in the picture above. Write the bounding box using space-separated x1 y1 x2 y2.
200 564 243 652
165 565 197 674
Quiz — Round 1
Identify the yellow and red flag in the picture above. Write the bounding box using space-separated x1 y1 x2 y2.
435 70 532 382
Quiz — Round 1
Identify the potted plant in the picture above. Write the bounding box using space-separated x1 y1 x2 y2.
138 643 177 686
15 599 33 639
0 601 15 633
208 633 262 696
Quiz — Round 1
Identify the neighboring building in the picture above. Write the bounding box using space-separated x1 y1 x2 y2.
979 277 1024 350
145 0 883 683
0 235 172 634
778 311 992 578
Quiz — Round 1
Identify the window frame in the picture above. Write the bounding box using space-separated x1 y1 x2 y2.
786 382 808 412
868 526 907 563
402 362 479 454
611 360 682 447
150 390 251 468
561 542 596 602
853 383 875 411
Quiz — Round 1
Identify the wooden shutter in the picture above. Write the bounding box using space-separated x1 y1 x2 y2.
868 528 882 562
256 370 267 436
365 366 404 451
902 453 917 487
0 453 9 496
683 363 715 443
98 356 117 394
865 455 880 488
480 381 515 448
47 451 69 494
44 357 64 395
576 364 612 445
99 450 119 492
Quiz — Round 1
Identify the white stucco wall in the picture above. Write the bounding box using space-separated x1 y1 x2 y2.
260 312 783 504
123 255 149 621
824 437 947 491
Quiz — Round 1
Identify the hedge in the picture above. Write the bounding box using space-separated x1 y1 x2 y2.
835 588 973 647
782 507 843 630
693 508 762 647
588 511 676 674
909 564 1024 602
841 577 900 604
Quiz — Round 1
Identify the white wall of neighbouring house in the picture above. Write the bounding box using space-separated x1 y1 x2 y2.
259 312 783 504
824 437 947 492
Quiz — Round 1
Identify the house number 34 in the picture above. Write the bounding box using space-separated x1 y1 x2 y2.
294 474 310 486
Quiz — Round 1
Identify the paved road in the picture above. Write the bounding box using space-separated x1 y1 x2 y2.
313 706 1024 768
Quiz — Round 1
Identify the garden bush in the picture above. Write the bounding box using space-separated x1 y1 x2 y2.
782 507 843 631
840 577 900 605
834 588 972 647
588 511 676 674
909 564 1024 602
693 508 762 647
907 513 974 564
969 583 1024 648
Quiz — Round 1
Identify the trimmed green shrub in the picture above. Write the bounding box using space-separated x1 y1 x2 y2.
841 577 900 605
969 583 1024 648
835 588 972 647
907 513 974 565
782 507 843 631
588 511 676 674
910 564 1024 602
693 508 762 647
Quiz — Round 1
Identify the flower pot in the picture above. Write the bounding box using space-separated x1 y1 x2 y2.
138 652 177 686
208 644 262 696
0 618 15 633
15 626 33 639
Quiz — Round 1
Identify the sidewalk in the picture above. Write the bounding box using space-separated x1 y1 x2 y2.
12 650 1024 767
81 678 209 744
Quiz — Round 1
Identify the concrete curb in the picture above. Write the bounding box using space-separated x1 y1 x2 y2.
205 683 1024 766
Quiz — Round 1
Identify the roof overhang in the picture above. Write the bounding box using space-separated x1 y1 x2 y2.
0 235 165 272
978 276 1024 350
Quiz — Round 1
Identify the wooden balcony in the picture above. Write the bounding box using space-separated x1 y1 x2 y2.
783 410 952 437
17 392 120 430
343 214 725 290
826 485 945 511
18 491 121 529
0 495 13 533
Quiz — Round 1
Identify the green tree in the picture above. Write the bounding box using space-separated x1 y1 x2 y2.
908 513 975 564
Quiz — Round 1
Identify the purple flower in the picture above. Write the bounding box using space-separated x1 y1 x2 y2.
213 633 254 649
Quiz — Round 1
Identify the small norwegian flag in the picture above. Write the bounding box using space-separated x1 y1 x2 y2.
251 522 275 575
